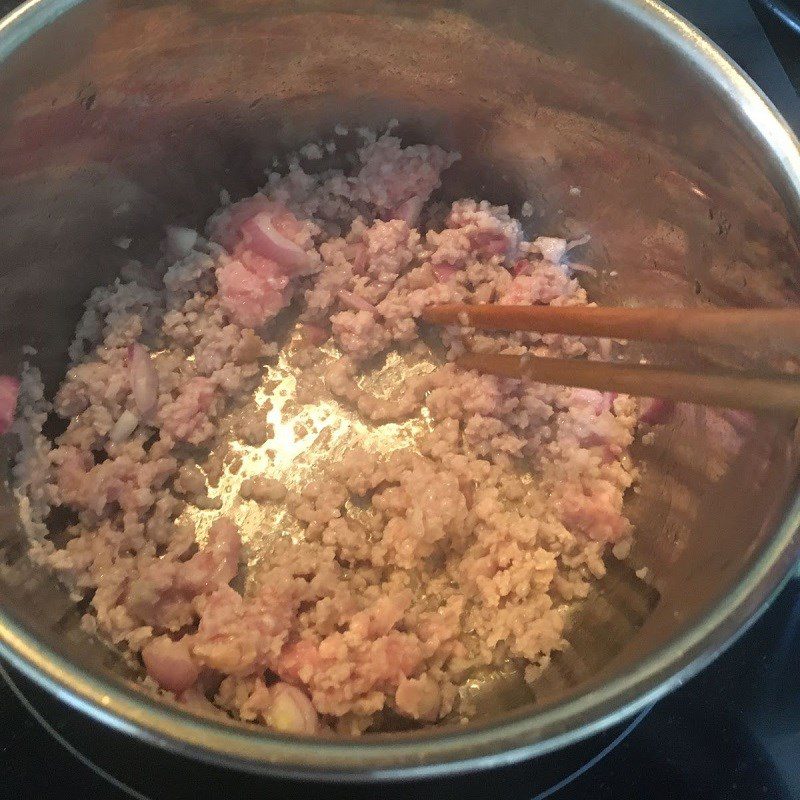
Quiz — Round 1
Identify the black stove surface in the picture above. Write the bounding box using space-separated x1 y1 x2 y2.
2 1 799 798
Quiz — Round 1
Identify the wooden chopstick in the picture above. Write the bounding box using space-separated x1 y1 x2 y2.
455 353 800 413
421 304 800 354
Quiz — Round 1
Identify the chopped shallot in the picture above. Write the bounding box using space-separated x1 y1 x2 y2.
433 263 458 282
240 212 312 275
129 344 159 417
266 682 319 734
391 195 425 227
512 259 529 277
352 244 368 275
473 232 509 257
338 289 377 315
142 636 199 694
208 194 274 252
109 409 139 443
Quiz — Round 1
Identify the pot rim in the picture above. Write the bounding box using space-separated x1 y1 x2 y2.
1 0 799 780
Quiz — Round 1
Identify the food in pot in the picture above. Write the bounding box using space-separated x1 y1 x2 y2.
8 126 647 735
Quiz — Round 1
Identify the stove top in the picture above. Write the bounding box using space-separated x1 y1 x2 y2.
1 1 799 798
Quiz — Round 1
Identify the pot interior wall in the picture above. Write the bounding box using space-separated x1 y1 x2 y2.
1 0 799 739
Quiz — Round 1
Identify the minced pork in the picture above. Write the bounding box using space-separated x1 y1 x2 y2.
8 126 648 735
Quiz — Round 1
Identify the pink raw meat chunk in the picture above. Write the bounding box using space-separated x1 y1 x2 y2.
353 135 458 220
180 517 242 590
127 518 241 630
216 254 290 329
208 195 276 253
0 375 20 434
557 485 630 543
276 630 425 717
209 196 316 275
211 198 320 327
191 584 294 676
159 377 216 444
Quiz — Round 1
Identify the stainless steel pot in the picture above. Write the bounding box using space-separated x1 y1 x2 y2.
1 0 800 780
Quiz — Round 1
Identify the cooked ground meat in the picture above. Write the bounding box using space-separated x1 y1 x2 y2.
11 125 642 736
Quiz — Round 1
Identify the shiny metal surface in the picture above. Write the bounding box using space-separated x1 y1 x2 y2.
1 0 800 779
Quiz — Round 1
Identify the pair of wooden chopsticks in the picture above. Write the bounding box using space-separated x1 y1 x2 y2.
420 304 800 414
